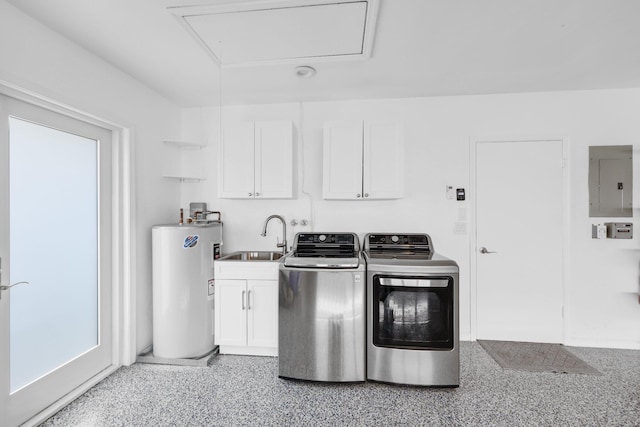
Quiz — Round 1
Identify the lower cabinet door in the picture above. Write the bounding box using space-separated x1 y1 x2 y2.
215 279 247 346
246 280 278 348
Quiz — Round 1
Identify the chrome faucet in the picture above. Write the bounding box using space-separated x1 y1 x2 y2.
261 214 287 255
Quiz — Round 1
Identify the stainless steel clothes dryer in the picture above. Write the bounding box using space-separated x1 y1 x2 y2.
364 233 459 387
279 233 366 382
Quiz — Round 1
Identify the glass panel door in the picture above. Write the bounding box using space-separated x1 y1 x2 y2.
0 94 113 426
9 117 99 391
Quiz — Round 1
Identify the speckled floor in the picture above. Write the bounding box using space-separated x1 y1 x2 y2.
41 342 640 426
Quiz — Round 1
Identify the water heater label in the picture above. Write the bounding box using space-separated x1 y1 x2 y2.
183 235 199 248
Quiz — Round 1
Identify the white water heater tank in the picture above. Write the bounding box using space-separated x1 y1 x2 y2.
151 222 222 358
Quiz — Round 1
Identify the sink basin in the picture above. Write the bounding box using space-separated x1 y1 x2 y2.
219 251 284 261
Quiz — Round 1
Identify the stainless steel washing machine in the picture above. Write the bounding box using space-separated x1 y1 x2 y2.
279 232 366 382
364 233 459 387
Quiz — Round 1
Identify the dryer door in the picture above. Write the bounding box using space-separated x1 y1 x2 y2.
372 275 454 350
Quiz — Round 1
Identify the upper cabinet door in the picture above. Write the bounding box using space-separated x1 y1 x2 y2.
219 123 255 198
363 121 404 199
255 121 293 199
323 121 364 199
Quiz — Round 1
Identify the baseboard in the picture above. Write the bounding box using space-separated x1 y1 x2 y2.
219 345 277 357
22 365 119 427
564 337 640 350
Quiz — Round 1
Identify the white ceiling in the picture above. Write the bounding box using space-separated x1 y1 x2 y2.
175 1 373 66
6 0 640 107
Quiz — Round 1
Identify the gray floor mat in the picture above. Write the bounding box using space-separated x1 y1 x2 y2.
478 340 602 375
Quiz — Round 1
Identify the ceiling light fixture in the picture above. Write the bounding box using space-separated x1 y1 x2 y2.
295 66 317 79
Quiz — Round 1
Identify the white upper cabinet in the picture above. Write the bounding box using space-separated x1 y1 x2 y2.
363 121 405 199
323 120 404 200
219 120 293 199
254 121 293 199
219 123 255 197
323 121 363 199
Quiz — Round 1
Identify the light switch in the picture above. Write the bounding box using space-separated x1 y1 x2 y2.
446 185 455 200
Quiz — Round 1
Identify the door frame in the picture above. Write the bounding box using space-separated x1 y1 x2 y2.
469 134 570 343
0 80 135 425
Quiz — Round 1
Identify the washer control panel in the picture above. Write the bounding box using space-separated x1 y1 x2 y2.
365 233 432 253
367 234 429 246
296 233 355 245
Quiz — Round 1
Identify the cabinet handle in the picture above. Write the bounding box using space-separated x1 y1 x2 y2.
241 290 246 310
248 193 253 197
364 193 369 198
356 193 361 198
247 290 252 310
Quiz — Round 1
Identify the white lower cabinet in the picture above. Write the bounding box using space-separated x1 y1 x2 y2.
214 261 279 356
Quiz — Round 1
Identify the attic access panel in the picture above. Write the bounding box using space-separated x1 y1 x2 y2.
169 0 378 67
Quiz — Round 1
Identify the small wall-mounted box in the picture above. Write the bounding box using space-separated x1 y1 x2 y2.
592 224 607 239
605 222 633 239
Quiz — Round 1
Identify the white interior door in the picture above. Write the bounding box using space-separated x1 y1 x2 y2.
475 139 564 343
0 94 113 426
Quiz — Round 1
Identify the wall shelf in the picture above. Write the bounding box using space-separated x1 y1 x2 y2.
162 140 206 181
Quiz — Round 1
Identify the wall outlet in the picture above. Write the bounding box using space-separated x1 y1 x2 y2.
591 224 606 239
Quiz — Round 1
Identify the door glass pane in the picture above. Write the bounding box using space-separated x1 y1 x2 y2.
9 117 98 392
374 276 453 349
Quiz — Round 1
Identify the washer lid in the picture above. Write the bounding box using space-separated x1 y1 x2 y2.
285 232 361 268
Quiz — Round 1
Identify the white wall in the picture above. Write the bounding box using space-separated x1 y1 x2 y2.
1 0 636 361
0 1 183 355
179 89 640 349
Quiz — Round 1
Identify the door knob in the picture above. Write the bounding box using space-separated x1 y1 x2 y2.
0 258 30 300
0 281 30 300
479 247 497 254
